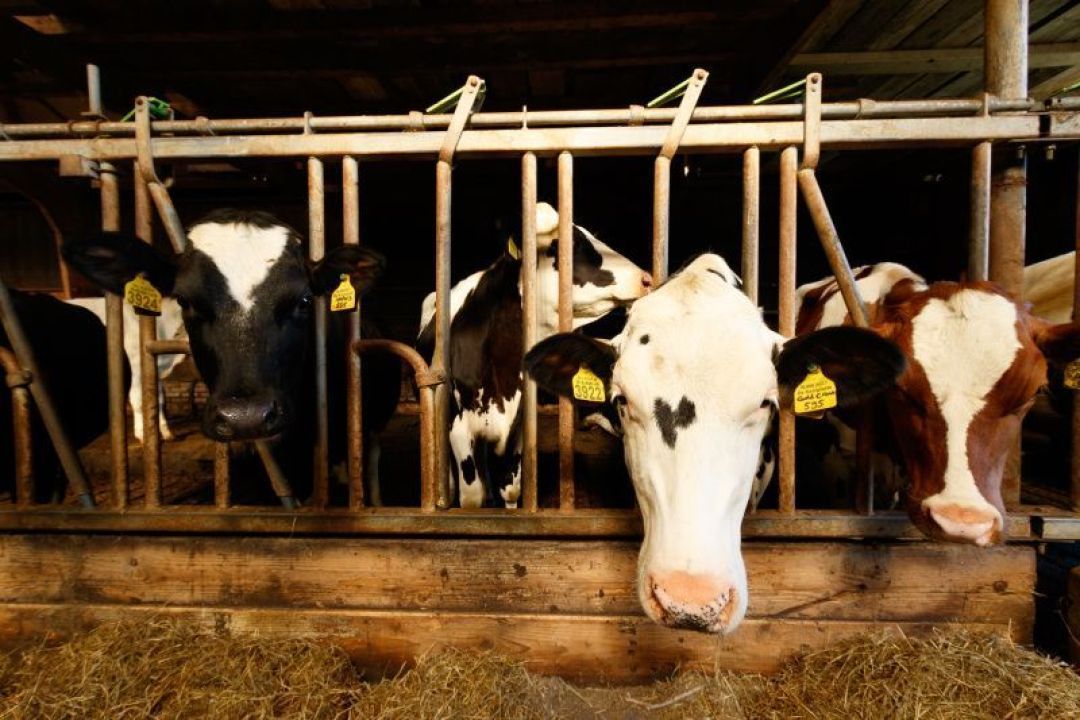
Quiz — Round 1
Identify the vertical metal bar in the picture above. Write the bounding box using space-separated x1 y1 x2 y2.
1071 155 1080 512
419 383 437 511
652 156 671 283
0 277 93 506
343 156 365 510
134 166 160 508
84 64 103 117
100 163 127 507
521 152 539 512
986 0 1028 509
970 141 992 282
778 147 798 515
214 442 229 509
742 146 760 306
255 440 298 509
0 349 33 506
557 151 576 510
308 156 329 509
433 159 453 510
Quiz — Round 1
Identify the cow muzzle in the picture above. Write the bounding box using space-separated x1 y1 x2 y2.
926 503 1003 547
204 393 286 441
644 570 740 634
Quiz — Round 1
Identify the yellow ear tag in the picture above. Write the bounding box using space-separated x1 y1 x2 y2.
1065 360 1080 390
330 274 357 312
793 365 837 415
507 238 521 260
124 273 162 316
571 366 606 403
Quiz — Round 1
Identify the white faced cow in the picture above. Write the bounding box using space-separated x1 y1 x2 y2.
526 254 903 633
417 202 651 509
63 209 398 500
797 262 1080 545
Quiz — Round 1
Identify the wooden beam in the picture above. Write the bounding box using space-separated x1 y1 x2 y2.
757 0 864 95
792 43 1080 75
1031 64 1080 99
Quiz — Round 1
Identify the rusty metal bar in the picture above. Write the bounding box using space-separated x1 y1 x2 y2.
0 348 32 506
802 74 822 170
99 163 126 508
343 156 365 510
134 166 160 508
557 151 575 510
133 97 186 254
742 146 760 306
214 442 229 509
0 276 93 507
970 140 992 281
1072 155 1080 512
353 339 438 511
521 151 539 513
778 147 798 515
253 441 298 510
308 156 329 510
432 77 484 510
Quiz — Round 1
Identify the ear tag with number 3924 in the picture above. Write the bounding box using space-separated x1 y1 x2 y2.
572 366 606 403
124 273 162 316
330 274 357 312
793 365 837 415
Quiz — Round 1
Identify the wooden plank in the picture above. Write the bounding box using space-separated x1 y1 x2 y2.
0 603 1023 679
0 537 1034 628
792 43 1080 75
756 0 865 95
1031 4 1080 43
1031 64 1080 99
829 0 912 52
865 0 952 51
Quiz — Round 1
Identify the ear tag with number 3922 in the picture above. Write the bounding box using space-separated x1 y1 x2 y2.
124 273 162 317
793 365 837 415
330 274 357 312
572 366 606 403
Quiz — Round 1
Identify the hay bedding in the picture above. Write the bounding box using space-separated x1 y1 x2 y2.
0 621 1077 719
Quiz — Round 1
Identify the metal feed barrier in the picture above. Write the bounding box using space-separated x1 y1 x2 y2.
4 5 1080 540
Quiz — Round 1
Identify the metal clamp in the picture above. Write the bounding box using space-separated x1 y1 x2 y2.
438 76 486 165
658 69 708 160
802 73 822 170
134 96 188 253
628 104 646 126
406 110 425 132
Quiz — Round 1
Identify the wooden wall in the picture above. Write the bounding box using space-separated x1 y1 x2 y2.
0 534 1035 681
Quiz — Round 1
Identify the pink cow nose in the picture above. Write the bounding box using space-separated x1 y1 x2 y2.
646 570 736 633
641 272 653 290
928 504 1002 546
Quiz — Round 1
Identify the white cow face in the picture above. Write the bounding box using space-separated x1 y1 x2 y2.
526 254 904 634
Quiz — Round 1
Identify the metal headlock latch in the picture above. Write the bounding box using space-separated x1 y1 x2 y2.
655 68 709 160
435 76 486 164
134 96 188 253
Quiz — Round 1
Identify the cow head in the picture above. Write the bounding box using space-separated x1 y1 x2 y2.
62 209 385 441
873 281 1080 546
534 202 651 335
525 254 904 633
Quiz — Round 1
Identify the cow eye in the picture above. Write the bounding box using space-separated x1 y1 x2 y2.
294 295 313 315
613 394 628 408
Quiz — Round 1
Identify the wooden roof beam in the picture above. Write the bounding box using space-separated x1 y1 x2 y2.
756 0 864 96
791 43 1080 76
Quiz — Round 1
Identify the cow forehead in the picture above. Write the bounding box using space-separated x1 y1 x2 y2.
187 222 294 311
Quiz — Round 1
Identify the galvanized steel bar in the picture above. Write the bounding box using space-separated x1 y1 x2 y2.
742 147 760 306
343 156 365 510
100 163 126 508
0 348 33 506
970 141 992 281
557 151 576 510
308 156 329 510
0 276 93 507
134 167 161 508
778 147 798 515
521 151 539 513
84 64 103 118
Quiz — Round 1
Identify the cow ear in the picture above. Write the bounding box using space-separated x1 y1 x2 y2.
1031 319 1080 367
524 333 616 404
776 326 905 411
62 233 177 296
312 245 386 296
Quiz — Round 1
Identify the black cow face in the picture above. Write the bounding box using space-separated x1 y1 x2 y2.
63 209 384 441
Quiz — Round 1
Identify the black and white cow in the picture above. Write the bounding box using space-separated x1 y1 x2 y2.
526 254 904 633
62 209 400 501
417 202 651 508
0 291 121 502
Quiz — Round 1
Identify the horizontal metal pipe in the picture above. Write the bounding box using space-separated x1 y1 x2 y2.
0 116 1058 162
0 97 1043 139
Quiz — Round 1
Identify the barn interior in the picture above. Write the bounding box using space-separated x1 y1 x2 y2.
3 0 1080 673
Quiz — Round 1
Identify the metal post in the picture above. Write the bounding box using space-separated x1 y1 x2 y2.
254 440 298 509
557 151 576 510
84 64 103 118
133 97 186 254
778 147 798 514
308 156 329 509
986 0 1029 508
521 151 539 512
0 276 93 506
343 156 365 510
134 166 160 508
742 146 760 306
100 163 127 507
970 140 992 281
0 348 33 506
214 442 229 509
1072 155 1080 512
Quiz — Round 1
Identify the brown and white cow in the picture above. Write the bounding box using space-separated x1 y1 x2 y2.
526 254 904 633
797 262 1080 545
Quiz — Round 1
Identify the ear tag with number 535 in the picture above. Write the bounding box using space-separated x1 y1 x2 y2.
124 273 162 316
793 365 837 415
330 274 357 312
